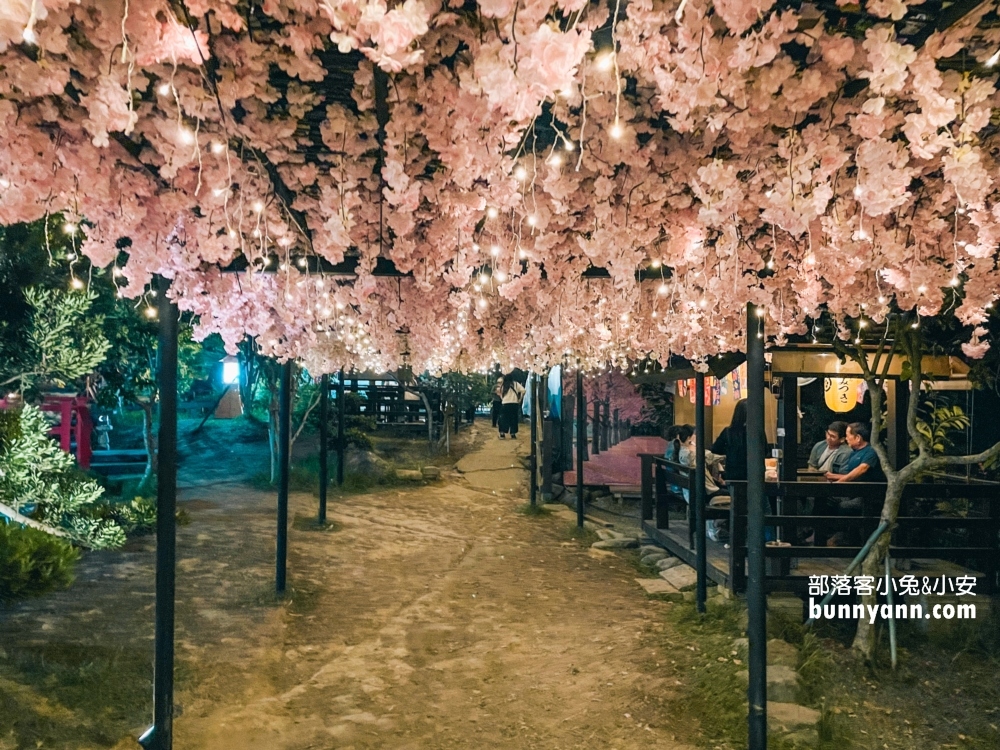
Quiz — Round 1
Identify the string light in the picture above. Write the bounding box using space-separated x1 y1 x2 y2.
211 141 225 155
518 248 528 259
252 200 264 213
917 285 927 294
490 245 500 257
547 153 563 167
514 165 527 181
145 307 157 319
596 52 614 71
157 82 171 96
609 120 624 139
63 222 77 235
70 278 83 290
657 283 668 296
178 127 195 145
494 271 507 282
487 207 498 219
527 215 538 227
478 273 488 285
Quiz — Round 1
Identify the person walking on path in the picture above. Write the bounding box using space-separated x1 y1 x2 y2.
497 374 525 439
490 376 503 428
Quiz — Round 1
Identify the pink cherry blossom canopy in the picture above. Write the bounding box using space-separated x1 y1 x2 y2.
1 0 998 374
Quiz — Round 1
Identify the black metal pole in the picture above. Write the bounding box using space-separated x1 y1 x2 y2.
336 369 346 486
530 373 538 507
746 303 768 750
138 278 178 750
576 367 585 528
694 371 707 614
318 373 329 524
276 360 292 595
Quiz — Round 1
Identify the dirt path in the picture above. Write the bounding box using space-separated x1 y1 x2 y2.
2 430 703 749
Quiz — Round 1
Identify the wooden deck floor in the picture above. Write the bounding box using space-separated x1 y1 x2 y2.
642 518 984 595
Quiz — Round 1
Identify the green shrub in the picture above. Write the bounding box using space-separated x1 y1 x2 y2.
0 522 79 602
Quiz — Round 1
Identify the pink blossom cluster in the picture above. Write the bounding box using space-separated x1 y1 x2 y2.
0 0 997 377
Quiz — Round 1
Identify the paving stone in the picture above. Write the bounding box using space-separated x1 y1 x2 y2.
591 537 639 550
767 665 799 702
656 556 683 571
735 665 799 703
768 702 821 733
635 578 681 595
767 638 799 668
640 553 667 567
659 564 697 589
595 528 618 541
420 466 441 480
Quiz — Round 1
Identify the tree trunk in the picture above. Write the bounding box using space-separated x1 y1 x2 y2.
141 401 156 481
851 472 906 658
268 397 279 483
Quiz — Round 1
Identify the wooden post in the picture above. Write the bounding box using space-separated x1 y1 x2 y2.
337 369 346 486
778 376 798 483
746 303 767 750
276 360 292 595
319 374 329 524
138 278 178 750
592 399 601 455
695 371 707 614
576 368 585 528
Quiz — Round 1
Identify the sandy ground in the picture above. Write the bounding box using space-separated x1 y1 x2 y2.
1 427 703 749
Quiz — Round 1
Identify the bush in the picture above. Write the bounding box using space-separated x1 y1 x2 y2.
0 522 79 602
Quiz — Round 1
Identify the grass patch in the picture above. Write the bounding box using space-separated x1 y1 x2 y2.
291 514 343 533
563 523 599 546
662 597 852 750
249 453 424 497
516 502 551 517
0 642 150 748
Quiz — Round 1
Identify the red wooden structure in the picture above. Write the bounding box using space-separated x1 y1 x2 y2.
0 394 93 469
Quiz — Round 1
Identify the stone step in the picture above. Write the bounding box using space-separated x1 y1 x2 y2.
659 564 697 589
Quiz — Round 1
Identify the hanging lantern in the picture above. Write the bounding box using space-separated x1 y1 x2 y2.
824 377 859 412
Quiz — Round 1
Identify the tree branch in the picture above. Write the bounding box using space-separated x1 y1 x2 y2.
0 501 79 544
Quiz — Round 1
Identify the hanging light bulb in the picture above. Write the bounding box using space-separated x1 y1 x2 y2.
547 153 563 167
211 141 225 154
490 245 500 257
609 120 624 139
178 127 195 145
145 307 157 319
70 277 83 290
563 138 574 152
917 285 927 294
596 52 614 71
657 283 668 296
252 200 264 213
514 165 527 181
157 82 171 96
494 271 507 282
986 49 1000 67
487 207 499 219
63 222 77 235
518 248 528 259
478 273 488 285
527 215 538 227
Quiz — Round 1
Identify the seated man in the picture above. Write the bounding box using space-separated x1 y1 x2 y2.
825 421 885 483
808 421 852 474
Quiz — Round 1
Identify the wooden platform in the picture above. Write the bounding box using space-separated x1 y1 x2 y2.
642 518 985 596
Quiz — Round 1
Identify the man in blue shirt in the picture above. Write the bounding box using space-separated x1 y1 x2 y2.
825 422 884 482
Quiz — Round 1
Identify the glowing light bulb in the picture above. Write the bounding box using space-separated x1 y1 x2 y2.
658 283 668 296
765 189 774 198
22 26 37 45
609 121 624 139
63 222 77 235
563 139 574 152
547 153 563 167
490 245 500 257
178 127 195 145
949 277 959 286
917 285 927 294
157 82 171 96
766 259 775 269
650 259 661 268
252 200 264 213
957 240 967 247
514 165 527 181
478 298 487 309
228 229 237 238
297 257 307 268
518 249 527 259
859 320 868 328
70 277 83 290
527 215 538 227
487 207 499 219
479 273 488 285
495 271 507 282
472 242 480 252
251 228 261 238
213 188 225 197
211 141 225 155
878 295 886 304
596 52 614 71
145 307 157 319
0 177 10 188
987 49 1000 68
756 307 765 317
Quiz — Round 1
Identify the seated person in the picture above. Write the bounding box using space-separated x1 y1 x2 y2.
678 433 730 542
825 422 885 483
808 421 852 474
